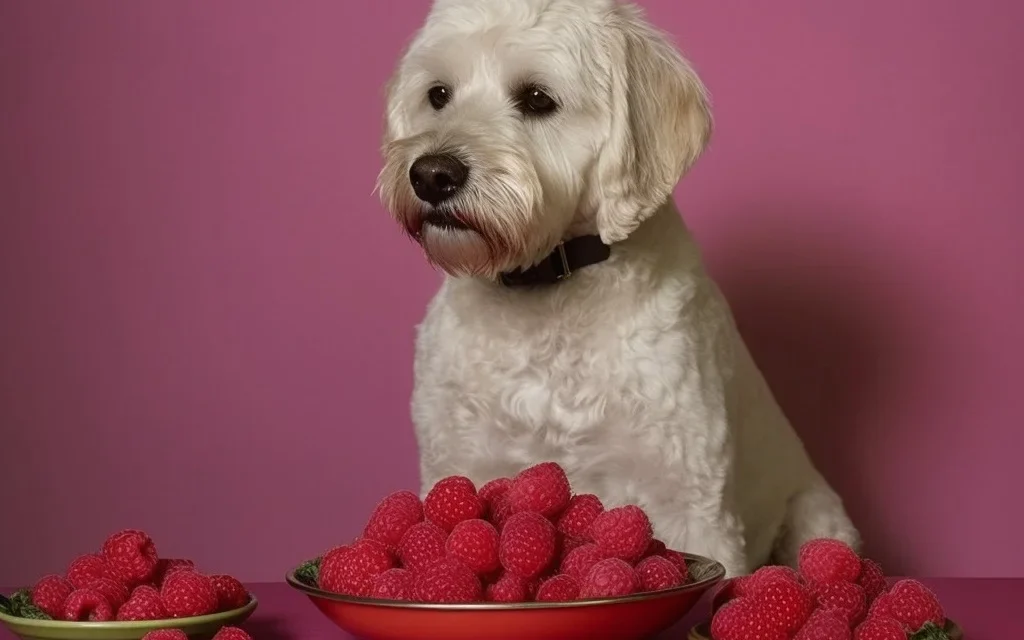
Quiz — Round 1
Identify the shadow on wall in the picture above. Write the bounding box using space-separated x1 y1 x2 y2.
704 201 929 573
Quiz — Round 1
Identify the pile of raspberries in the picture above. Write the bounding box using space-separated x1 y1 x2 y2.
711 538 950 640
141 630 250 640
309 462 690 604
12 528 252 639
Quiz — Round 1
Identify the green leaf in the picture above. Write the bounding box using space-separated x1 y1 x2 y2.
1 589 51 620
8 589 31 615
16 602 51 620
911 621 951 640
295 556 322 587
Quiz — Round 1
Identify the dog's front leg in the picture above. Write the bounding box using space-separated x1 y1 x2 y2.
652 504 749 578
412 392 523 499
411 395 460 499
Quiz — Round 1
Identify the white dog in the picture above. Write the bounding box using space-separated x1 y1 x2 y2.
377 0 859 576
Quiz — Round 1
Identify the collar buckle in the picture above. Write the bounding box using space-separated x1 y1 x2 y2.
498 235 610 288
553 243 572 280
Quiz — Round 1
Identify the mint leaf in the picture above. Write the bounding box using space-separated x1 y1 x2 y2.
295 556 322 587
9 590 31 615
2 589 51 620
16 602 51 620
911 621 951 640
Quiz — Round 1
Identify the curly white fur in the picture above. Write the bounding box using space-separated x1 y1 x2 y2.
378 0 859 577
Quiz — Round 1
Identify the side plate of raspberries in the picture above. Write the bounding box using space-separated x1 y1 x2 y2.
691 538 962 640
0 529 258 640
286 462 727 640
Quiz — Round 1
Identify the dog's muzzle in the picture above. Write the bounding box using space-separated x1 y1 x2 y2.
409 153 468 206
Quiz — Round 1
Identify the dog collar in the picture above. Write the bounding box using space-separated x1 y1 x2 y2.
499 235 611 287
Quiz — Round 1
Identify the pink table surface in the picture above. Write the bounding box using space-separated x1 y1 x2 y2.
2 579 1020 639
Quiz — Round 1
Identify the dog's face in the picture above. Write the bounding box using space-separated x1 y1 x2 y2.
377 0 712 278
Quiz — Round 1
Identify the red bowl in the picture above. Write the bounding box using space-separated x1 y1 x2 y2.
286 553 725 640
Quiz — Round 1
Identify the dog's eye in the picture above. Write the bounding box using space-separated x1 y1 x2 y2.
514 85 558 117
427 85 451 110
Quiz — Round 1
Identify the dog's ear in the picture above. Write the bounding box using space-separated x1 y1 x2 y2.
593 5 712 243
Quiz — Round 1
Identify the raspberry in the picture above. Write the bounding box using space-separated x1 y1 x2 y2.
734 565 801 597
588 505 653 562
558 543 610 581
117 585 168 621
710 597 788 640
210 574 249 611
161 570 219 618
446 519 500 575
478 477 513 517
798 538 862 585
309 540 346 585
526 577 544 599
560 535 586 558
811 580 867 626
66 554 123 589
556 494 604 541
135 584 162 597
579 558 639 599
498 511 557 579
752 575 815 634
858 558 887 604
869 579 944 633
31 575 74 619
711 577 742 615
662 549 689 578
87 577 129 611
153 559 196 587
318 539 395 597
635 555 685 592
363 491 424 552
397 522 447 570
102 529 159 586
412 558 483 603
485 572 530 603
854 616 907 640
424 476 484 532
535 574 581 602
505 462 572 519
141 632 188 640
371 568 414 600
643 539 667 558
313 544 349 588
794 609 854 640
63 589 114 621
491 494 515 531
212 628 254 640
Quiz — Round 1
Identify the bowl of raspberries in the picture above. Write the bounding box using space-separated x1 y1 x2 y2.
691 538 962 640
0 529 257 640
286 462 726 640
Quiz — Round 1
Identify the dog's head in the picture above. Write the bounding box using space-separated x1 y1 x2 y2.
377 0 711 278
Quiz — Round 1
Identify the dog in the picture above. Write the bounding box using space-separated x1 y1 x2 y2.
376 0 860 576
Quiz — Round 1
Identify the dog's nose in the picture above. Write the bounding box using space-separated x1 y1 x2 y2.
409 154 468 206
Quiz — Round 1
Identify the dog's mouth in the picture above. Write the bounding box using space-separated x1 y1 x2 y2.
422 210 472 232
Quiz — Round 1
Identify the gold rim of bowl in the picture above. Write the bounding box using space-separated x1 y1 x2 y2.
0 597 258 630
285 552 726 611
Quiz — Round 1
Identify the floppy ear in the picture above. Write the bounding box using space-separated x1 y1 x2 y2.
593 5 712 243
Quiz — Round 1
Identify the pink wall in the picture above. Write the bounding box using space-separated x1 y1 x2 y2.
0 0 1021 584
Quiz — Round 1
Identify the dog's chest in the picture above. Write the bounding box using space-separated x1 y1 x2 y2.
414 278 694 487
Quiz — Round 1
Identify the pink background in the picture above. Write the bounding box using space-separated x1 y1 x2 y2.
1 0 1022 584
